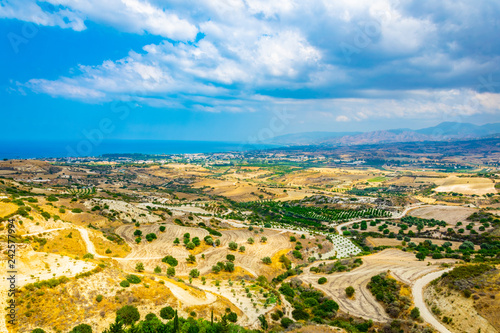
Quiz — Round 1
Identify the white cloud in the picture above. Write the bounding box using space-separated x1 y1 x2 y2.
0 0 198 41
6 0 500 121
336 115 350 122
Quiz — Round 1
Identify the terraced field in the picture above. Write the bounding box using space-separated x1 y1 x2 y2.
300 249 455 322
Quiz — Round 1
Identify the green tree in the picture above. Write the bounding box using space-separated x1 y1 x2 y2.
173 310 179 333
173 238 180 245
189 269 200 278
318 277 327 284
186 254 196 263
410 307 420 320
154 266 161 274
228 241 238 250
226 254 235 262
261 257 272 265
116 305 140 326
69 324 92 333
159 226 166 232
160 306 175 320
135 262 145 272
225 262 235 272
167 267 175 277
260 236 267 243
345 286 355 297
258 314 268 330
247 237 254 244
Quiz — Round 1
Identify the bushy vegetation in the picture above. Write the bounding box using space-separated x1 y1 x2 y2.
279 279 339 323
367 273 411 318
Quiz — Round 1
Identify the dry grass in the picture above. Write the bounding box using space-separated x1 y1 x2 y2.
89 230 131 258
0 202 18 217
35 229 88 258
434 176 496 195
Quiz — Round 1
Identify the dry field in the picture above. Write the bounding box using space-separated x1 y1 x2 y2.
115 224 293 278
408 205 476 225
433 176 496 195
0 202 18 217
300 249 455 322
425 285 498 333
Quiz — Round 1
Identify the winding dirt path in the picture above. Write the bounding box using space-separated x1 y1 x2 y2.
412 269 453 333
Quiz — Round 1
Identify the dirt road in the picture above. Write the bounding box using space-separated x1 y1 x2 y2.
299 249 455 323
412 269 453 333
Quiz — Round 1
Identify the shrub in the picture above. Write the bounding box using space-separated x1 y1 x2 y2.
186 254 196 263
135 262 145 272
116 305 140 325
47 195 59 202
227 312 238 323
41 212 51 220
167 267 175 276
225 262 235 272
292 309 309 321
83 253 94 259
281 317 294 328
32 329 46 333
345 286 355 297
96 295 103 302
69 324 92 333
126 274 141 284
154 266 161 273
229 241 238 250
292 250 302 259
260 236 267 243
133 230 142 237
189 269 200 278
186 242 195 250
410 307 420 319
145 233 157 242
239 246 245 252
162 255 178 267
120 280 130 288
226 254 235 262
204 236 213 245
71 208 83 213
159 226 166 232
318 277 327 284
145 313 157 321
261 257 272 265
160 306 175 320
212 265 221 273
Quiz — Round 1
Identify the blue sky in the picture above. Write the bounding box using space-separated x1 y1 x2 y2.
1 0 499 143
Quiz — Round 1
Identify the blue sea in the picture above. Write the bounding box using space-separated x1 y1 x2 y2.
0 140 277 159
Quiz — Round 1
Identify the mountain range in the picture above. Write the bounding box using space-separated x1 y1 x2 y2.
269 122 500 146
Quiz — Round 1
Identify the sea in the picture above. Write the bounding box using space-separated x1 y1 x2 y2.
0 140 278 159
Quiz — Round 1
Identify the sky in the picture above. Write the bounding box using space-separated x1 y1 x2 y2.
1 0 500 144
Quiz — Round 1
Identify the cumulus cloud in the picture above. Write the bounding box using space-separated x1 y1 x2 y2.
0 0 198 40
6 0 500 119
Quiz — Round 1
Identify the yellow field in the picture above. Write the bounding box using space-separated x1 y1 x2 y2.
0 202 18 217
433 176 495 195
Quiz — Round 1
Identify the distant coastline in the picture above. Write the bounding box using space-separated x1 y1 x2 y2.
0 140 277 159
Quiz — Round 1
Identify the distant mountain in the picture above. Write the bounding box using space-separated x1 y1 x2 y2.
269 122 500 146
268 131 361 145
